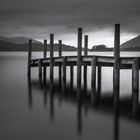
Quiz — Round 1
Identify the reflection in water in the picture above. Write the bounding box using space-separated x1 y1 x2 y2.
28 75 32 108
114 106 120 140
50 77 54 121
77 97 83 135
27 74 140 139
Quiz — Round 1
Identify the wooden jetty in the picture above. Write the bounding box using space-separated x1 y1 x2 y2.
27 24 139 115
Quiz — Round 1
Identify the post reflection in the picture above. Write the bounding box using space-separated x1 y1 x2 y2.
114 106 120 140
27 75 32 108
50 78 54 121
77 97 83 135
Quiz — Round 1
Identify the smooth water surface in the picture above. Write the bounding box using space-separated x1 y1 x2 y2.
0 51 140 140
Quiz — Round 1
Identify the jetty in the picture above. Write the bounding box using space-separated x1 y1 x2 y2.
27 24 139 115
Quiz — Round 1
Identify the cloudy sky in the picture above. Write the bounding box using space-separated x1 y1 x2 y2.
0 0 140 47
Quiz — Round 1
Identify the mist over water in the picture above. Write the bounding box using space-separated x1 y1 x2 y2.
0 51 140 140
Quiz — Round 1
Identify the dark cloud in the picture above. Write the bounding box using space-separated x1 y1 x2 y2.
0 0 140 37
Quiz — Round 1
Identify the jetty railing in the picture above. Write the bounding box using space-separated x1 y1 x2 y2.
27 24 139 115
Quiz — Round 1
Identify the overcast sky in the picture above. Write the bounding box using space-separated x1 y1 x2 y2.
0 0 140 47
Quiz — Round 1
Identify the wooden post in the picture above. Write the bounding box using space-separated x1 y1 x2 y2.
28 39 32 75
84 35 88 56
97 66 101 100
70 66 74 90
38 60 42 85
44 40 47 58
132 58 139 115
58 40 62 57
50 34 54 83
83 35 88 93
91 56 97 102
43 40 47 84
62 57 66 94
77 28 82 95
59 40 62 84
113 24 120 108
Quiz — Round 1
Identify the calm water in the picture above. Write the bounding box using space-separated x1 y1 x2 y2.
0 51 140 140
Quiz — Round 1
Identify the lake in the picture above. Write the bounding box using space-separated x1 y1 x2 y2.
0 51 140 140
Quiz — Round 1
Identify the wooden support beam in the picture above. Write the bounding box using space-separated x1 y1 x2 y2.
132 58 139 115
83 35 88 93
83 66 87 92
50 34 54 83
28 39 32 75
59 40 62 57
44 39 47 58
91 56 97 102
43 40 47 84
113 24 120 108
84 35 88 56
59 40 62 84
77 28 82 95
62 57 67 94
38 60 42 85
97 66 101 100
70 66 74 89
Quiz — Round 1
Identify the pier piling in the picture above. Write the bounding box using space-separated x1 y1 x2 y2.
50 34 54 83
113 24 120 108
59 40 62 84
28 39 32 75
132 58 139 115
43 40 47 84
77 28 82 95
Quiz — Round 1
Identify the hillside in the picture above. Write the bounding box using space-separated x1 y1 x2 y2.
0 36 77 51
121 35 140 50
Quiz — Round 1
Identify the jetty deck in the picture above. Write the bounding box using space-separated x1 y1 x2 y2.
27 24 140 116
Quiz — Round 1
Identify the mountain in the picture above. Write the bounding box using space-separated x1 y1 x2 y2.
0 36 42 44
0 36 77 51
121 35 140 50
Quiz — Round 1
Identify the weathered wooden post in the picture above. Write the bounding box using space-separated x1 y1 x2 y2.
44 39 47 58
28 39 32 75
70 66 74 90
58 40 62 84
43 40 47 84
38 59 42 85
50 34 54 83
62 56 67 94
113 24 120 108
91 56 97 103
132 58 139 115
84 35 88 92
77 28 82 95
97 66 101 100
84 35 88 56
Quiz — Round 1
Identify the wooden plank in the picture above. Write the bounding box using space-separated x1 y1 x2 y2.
132 58 139 115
